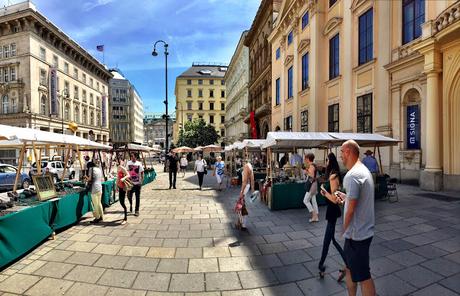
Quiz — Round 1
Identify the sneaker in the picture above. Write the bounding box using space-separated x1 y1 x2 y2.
134 211 139 217
121 220 127 225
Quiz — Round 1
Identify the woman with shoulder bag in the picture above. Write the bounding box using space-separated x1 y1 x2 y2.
318 152 347 282
116 160 132 224
194 154 207 190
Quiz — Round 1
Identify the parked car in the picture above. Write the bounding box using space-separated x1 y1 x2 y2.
29 161 75 183
0 164 31 190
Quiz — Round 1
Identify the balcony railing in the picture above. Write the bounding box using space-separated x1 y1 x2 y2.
433 1 460 34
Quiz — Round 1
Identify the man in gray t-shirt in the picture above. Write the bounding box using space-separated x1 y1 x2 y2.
336 140 376 296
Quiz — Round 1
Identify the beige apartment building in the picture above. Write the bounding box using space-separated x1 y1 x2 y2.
268 0 460 191
224 31 249 143
173 63 227 144
0 1 111 163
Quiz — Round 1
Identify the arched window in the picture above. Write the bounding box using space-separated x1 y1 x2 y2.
40 95 47 115
2 95 8 114
83 109 87 125
11 97 17 113
90 111 94 126
74 106 80 123
64 103 70 121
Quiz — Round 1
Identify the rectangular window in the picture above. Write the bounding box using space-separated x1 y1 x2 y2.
328 103 340 132
357 93 373 133
403 0 425 44
209 115 214 124
221 129 225 137
74 86 79 99
302 11 309 29
82 73 86 84
90 93 94 105
3 46 9 58
330 0 337 7
210 90 214 98
302 52 309 90
187 89 192 97
39 69 46 85
359 8 373 65
64 62 69 74
96 82 99 90
39 47 45 60
287 31 293 45
187 79 192 85
275 78 280 106
301 110 308 132
210 102 214 110
89 78 93 88
221 90 225 98
64 81 69 94
10 67 15 81
329 34 340 79
82 90 87 102
4 67 9 82
52 55 58 68
221 115 225 123
221 80 225 85
0 46 3 59
198 79 203 85
287 66 293 99
187 101 192 110
187 114 193 121
10 43 16 56
73 68 78 79
276 47 280 60
210 79 214 85
284 116 293 131
198 89 203 97
221 102 225 110
198 102 203 110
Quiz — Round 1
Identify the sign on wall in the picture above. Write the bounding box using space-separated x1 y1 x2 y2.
102 95 107 127
406 105 420 150
49 67 58 115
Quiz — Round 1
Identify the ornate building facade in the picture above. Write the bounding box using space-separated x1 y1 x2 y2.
244 0 283 139
268 0 460 191
0 2 111 163
224 31 249 143
144 112 174 148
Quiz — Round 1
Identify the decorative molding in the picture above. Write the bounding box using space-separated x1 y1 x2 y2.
298 39 310 53
322 17 343 36
350 0 372 13
284 54 294 66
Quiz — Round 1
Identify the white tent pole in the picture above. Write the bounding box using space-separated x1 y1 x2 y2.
13 142 26 192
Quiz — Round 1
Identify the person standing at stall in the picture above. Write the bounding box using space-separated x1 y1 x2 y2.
116 160 131 224
180 154 188 177
167 151 179 189
303 153 319 222
127 153 144 217
213 156 225 191
337 140 376 296
318 152 347 281
86 161 104 223
194 154 207 190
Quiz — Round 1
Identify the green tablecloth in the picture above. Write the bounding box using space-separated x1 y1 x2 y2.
101 180 117 208
269 182 326 210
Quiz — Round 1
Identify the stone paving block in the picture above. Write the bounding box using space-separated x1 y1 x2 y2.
421 257 460 277
25 277 74 296
132 272 171 291
277 249 312 265
97 269 138 288
68 233 94 242
113 236 141 246
203 247 230 258
17 260 47 275
229 245 261 257
221 288 263 296
439 273 460 294
376 230 406 241
249 254 283 269
118 246 149 257
88 235 116 244
444 251 460 265
249 227 273 236
261 283 304 296
411 284 459 296
137 237 164 247
432 238 460 253
0 274 41 294
110 229 135 237
238 269 279 289
66 241 97 252
163 239 189 248
374 274 417 296
190 224 210 231
183 292 219 296
257 243 287 255
106 287 147 296
124 257 160 272
169 274 204 292
297 275 345 295
402 233 439 246
370 256 405 277
368 244 395 259
394 265 444 289
132 230 158 238
147 247 176 258
188 238 214 247
156 230 180 239
272 263 312 283
147 224 169 231
179 230 203 238
63 282 109 296
386 250 426 267
33 261 75 278
201 230 226 238
54 240 75 250
92 243 122 255
219 257 252 272
39 250 74 262
64 265 105 283
380 239 417 252
94 254 130 269
65 252 101 266
263 233 290 244
205 272 242 291
157 258 189 273
411 245 449 259
189 258 219 273
175 247 203 258
282 239 313 250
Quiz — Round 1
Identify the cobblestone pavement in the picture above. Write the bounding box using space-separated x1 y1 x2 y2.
1 165 460 296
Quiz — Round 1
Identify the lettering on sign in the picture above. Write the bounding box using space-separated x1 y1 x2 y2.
406 105 420 149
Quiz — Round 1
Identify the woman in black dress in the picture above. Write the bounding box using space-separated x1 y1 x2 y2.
318 152 347 281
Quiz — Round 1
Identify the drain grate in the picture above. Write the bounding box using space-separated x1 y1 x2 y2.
415 193 460 202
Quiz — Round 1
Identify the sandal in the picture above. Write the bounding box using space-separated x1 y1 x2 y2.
337 269 346 282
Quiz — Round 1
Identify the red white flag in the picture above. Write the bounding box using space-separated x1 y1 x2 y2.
250 111 257 139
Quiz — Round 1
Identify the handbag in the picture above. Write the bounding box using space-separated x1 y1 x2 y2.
203 160 208 175
123 177 134 191
84 168 94 194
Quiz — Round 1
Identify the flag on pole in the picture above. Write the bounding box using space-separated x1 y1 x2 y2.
96 45 104 52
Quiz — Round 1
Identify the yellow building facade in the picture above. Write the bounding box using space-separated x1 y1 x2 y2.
173 64 227 144
269 0 460 191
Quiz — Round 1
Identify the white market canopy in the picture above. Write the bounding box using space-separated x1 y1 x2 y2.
241 139 266 150
124 143 158 152
262 132 336 150
224 144 233 152
232 141 244 150
328 133 400 147
0 124 112 150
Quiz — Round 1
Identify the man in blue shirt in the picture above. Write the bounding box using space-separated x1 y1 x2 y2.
362 150 379 174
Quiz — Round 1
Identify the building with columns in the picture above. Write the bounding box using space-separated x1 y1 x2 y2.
144 112 175 148
109 69 144 147
244 0 283 139
224 31 249 143
268 0 460 191
0 1 111 164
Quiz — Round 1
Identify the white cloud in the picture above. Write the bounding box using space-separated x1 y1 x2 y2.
82 0 115 11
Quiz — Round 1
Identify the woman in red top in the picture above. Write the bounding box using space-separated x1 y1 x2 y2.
117 160 130 224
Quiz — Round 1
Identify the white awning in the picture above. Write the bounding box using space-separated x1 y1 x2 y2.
125 143 157 152
328 133 400 147
241 139 266 150
262 132 336 149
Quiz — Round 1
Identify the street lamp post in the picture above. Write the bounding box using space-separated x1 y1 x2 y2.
152 40 169 159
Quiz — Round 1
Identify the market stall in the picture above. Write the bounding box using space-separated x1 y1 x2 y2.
112 143 157 186
0 125 112 269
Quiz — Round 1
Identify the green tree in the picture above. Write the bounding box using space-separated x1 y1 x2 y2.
176 118 219 147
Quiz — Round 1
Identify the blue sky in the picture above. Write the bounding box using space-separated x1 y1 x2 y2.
23 0 260 114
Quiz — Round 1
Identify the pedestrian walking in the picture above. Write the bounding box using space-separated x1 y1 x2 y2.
337 140 376 296
318 152 347 281
180 154 188 177
127 153 144 217
116 160 131 224
213 156 225 191
86 161 104 223
194 154 207 190
235 158 254 231
167 151 179 189
303 153 319 222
